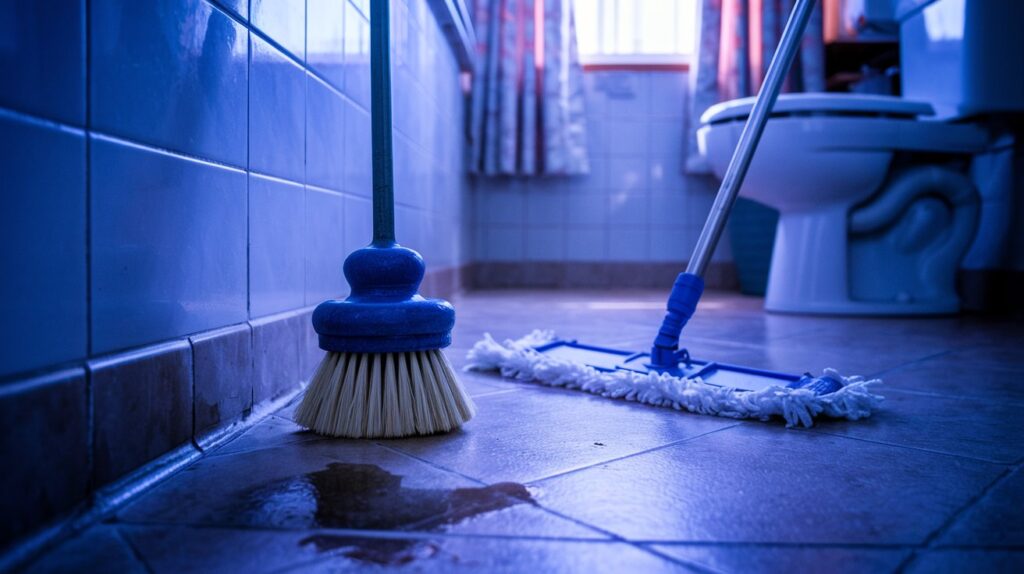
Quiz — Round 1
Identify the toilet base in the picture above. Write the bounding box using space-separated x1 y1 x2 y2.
764 298 960 316
763 207 962 317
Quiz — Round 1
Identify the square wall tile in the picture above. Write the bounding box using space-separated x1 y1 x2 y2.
566 192 608 226
608 191 649 226
0 368 89 544
250 35 305 182
609 227 651 261
249 174 306 317
526 188 567 226
485 186 526 225
525 227 566 262
343 195 373 254
190 324 252 437
343 102 372 196
566 227 608 261
0 114 86 377
650 227 696 262
485 226 524 261
343 1 371 110
602 119 648 158
305 187 348 304
648 72 687 118
251 312 305 404
306 75 346 192
90 341 193 487
0 0 85 125
250 0 305 60
90 136 247 353
608 156 650 193
306 0 346 90
90 0 247 166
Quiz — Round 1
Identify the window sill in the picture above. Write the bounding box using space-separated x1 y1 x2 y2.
582 62 690 72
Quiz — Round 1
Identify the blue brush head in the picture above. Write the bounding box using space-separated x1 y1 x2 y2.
312 243 455 354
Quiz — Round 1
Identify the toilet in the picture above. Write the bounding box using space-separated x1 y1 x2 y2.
697 0 1023 315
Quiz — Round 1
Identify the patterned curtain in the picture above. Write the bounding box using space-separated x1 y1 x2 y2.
686 0 825 173
469 0 589 176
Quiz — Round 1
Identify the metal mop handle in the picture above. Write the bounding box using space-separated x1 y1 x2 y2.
650 0 818 369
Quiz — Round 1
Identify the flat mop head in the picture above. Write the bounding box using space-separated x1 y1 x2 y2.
466 331 882 428
296 244 475 438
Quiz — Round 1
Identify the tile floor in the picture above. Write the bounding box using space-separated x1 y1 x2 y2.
23 290 1024 573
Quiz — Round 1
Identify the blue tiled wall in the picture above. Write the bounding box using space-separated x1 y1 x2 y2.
472 71 732 266
0 0 469 377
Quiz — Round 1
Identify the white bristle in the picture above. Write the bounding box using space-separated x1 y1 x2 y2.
295 349 476 438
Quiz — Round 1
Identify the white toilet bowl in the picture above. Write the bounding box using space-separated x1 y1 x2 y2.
698 93 988 315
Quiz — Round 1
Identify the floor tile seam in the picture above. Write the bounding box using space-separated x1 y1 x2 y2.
524 423 744 486
864 348 963 379
930 543 1024 551
114 520 636 544
875 386 1024 406
802 429 1017 466
630 543 721 573
466 387 527 399
203 437 327 460
638 540 924 550
111 525 155 574
371 442 490 486
920 464 1020 548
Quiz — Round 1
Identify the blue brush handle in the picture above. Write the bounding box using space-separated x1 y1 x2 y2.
650 273 704 369
370 0 395 246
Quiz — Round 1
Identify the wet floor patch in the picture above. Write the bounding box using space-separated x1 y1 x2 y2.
229 463 533 566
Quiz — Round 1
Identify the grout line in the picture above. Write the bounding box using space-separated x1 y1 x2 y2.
372 442 487 486
803 428 1017 466
894 465 1018 573
111 525 155 574
525 423 743 486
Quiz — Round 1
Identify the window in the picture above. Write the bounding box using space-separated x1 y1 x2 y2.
574 0 697 65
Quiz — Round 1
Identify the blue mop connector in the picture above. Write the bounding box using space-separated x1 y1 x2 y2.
312 243 454 354
650 272 704 371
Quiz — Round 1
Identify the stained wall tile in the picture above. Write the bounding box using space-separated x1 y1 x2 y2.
190 324 252 437
90 0 247 166
90 341 193 487
90 136 247 353
249 174 306 317
250 35 305 182
0 368 89 544
343 1 371 110
343 101 372 196
0 0 85 125
0 114 86 377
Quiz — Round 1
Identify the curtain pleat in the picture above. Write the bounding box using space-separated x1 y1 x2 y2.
470 0 589 177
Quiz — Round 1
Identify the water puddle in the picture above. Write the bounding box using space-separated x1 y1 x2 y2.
232 463 533 566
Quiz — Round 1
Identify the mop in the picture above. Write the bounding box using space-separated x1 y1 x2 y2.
466 0 883 428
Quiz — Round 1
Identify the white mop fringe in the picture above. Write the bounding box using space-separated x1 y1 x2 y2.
465 331 883 428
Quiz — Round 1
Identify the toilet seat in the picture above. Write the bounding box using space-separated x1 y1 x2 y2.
702 93 935 124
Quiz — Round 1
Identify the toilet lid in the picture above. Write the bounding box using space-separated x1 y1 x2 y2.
701 94 935 125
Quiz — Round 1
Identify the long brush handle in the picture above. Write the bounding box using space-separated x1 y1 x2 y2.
651 0 817 368
370 0 396 246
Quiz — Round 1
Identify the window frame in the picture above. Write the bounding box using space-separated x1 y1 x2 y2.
574 0 696 67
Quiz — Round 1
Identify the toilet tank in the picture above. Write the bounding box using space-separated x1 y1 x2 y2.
899 0 1024 119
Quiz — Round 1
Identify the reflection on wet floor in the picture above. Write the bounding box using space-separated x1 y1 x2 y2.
232 462 534 565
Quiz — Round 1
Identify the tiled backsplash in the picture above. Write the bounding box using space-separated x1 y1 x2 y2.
0 0 469 547
470 70 734 287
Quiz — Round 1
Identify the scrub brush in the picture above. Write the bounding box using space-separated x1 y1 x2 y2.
295 0 475 438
